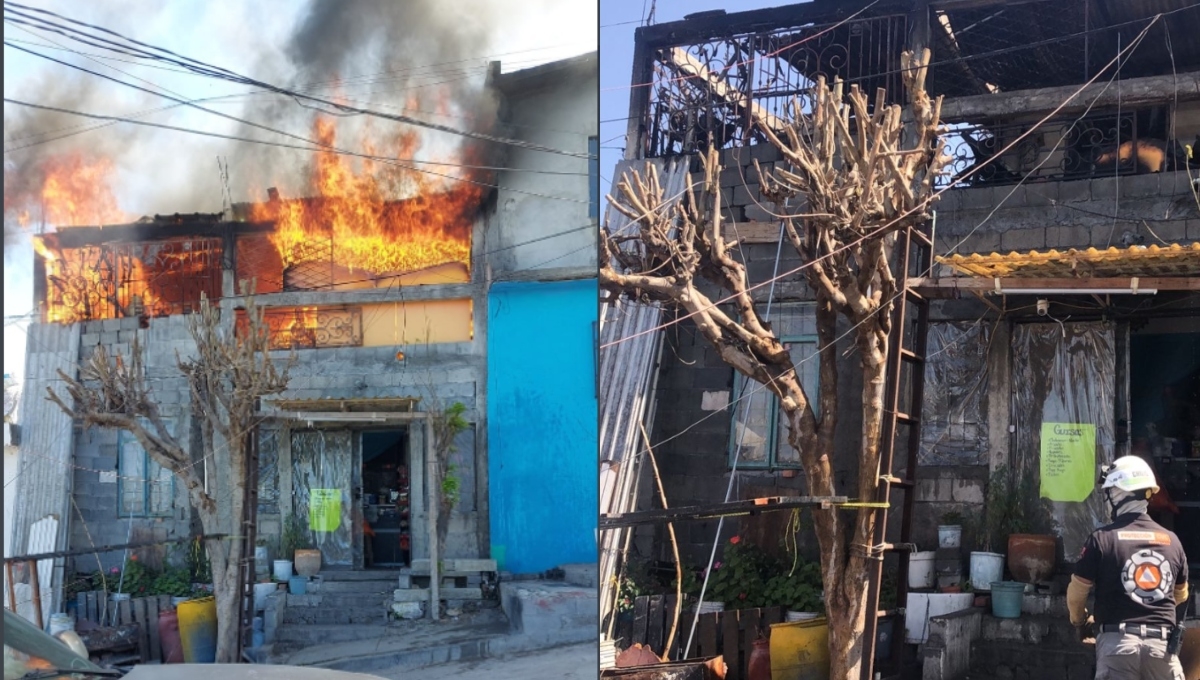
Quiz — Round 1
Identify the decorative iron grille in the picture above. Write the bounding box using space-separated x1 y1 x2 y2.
40 237 223 323
234 233 284 295
645 14 909 158
939 106 1192 188
237 306 363 351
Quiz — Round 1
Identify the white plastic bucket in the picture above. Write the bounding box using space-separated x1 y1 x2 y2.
253 582 277 612
908 551 936 589
969 552 1005 591
786 611 820 622
48 613 74 636
938 525 962 549
273 560 293 582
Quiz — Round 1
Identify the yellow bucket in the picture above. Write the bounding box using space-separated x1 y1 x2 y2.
770 618 829 680
177 596 217 663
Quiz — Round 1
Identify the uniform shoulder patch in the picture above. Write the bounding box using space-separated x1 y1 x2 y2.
1116 531 1170 545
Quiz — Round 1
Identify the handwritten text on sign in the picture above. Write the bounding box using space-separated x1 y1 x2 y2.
309 489 342 533
1040 423 1096 502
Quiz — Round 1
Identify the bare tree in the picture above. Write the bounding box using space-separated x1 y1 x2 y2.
600 50 947 678
48 288 293 663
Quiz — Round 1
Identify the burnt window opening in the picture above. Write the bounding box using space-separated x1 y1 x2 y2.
36 235 223 324
235 305 364 351
940 103 1199 188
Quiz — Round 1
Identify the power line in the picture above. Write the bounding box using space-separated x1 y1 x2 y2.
3 98 592 206
600 17 1161 349
3 2 595 160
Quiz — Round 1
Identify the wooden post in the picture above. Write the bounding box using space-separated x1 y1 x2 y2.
426 415 439 621
5 562 16 612
28 559 43 630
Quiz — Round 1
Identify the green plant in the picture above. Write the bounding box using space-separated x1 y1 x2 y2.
441 463 461 507
984 465 1055 551
280 514 312 559
65 570 101 597
613 557 655 613
763 561 824 614
114 557 155 596
707 536 772 609
151 567 192 597
435 402 469 508
672 567 703 598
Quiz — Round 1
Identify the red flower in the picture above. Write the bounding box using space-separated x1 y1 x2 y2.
739 593 747 600
130 555 138 562
729 536 741 545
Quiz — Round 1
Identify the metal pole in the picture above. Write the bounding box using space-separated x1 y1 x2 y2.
29 559 44 630
426 415 439 621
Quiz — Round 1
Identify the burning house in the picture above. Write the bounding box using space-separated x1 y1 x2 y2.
600 1 1199 678
9 51 598 644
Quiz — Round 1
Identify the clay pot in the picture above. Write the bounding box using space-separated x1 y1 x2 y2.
293 549 322 578
747 637 771 680
1007 534 1057 583
973 595 990 608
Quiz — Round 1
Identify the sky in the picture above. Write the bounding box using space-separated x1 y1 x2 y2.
3 0 597 389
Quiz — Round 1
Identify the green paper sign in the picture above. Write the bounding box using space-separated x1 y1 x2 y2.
1040 422 1096 502
310 489 341 533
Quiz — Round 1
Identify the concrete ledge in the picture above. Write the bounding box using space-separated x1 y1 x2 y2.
923 608 981 680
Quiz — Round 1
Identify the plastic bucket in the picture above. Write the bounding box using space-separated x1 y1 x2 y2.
786 611 820 622
970 552 1005 591
273 560 293 582
990 582 1025 619
289 576 307 595
177 596 217 663
48 613 73 636
938 525 962 549
909 551 936 589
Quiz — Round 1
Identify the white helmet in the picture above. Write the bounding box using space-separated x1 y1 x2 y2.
1100 456 1159 495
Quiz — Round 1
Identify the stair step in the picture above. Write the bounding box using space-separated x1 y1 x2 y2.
288 593 389 608
318 570 404 582
980 614 1079 646
275 624 392 645
316 580 397 594
283 606 389 626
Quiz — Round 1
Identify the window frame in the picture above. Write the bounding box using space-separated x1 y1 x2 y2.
727 333 821 470
117 425 176 518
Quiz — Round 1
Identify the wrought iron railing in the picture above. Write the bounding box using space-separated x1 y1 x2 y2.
236 306 363 351
39 237 223 323
644 14 909 158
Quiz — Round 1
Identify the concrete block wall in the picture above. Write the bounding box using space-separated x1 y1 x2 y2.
690 144 791 225
69 315 194 573
911 466 989 555
934 170 1199 259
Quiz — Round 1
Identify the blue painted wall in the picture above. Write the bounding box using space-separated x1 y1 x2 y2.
487 279 597 574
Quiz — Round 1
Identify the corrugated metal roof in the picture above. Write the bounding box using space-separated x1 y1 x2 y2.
937 241 1200 278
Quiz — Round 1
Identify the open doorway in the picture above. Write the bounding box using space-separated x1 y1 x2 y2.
1130 330 1200 566
361 429 411 569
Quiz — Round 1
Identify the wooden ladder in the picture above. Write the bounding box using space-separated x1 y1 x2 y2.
862 222 935 680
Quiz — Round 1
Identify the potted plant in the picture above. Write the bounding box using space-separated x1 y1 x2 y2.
277 515 312 580
1003 469 1057 585
707 536 770 610
288 515 321 578
764 559 823 620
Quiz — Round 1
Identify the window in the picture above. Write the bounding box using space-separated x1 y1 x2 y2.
118 428 175 517
728 305 820 469
589 136 600 220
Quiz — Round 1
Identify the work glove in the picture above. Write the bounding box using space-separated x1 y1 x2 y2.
1076 616 1095 643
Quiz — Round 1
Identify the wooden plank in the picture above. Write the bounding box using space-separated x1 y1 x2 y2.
632 596 650 647
616 609 634 649
118 598 132 626
83 592 95 625
5 563 16 613
646 595 665 658
731 221 782 244
147 597 161 663
134 597 150 663
75 592 86 622
699 612 718 660
741 609 760 680
722 610 740 680
158 594 172 614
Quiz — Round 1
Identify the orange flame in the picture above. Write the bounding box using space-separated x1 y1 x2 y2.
251 117 479 280
38 155 128 227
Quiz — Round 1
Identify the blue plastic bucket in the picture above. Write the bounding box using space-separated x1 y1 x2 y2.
288 576 307 595
990 581 1025 619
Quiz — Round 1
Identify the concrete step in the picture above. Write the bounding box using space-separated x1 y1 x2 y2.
499 581 597 646
562 563 597 588
318 569 404 582
980 614 1079 646
288 593 390 608
275 623 394 646
967 640 1094 680
315 580 397 594
284 606 389 625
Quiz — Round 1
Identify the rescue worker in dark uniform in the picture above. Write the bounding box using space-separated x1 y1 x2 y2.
1069 455 1189 679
